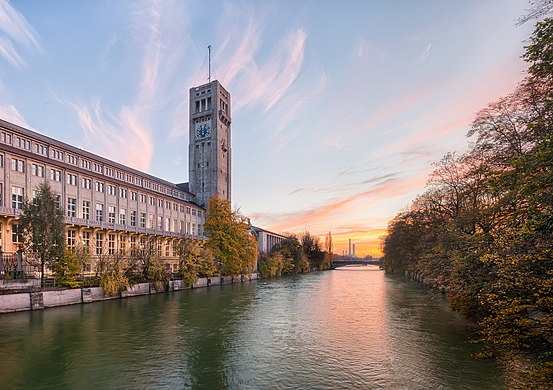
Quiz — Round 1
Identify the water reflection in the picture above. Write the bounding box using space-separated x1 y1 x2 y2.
0 271 504 389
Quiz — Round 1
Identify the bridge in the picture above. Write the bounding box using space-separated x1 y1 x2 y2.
330 258 382 270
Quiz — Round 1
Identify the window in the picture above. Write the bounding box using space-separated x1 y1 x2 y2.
119 208 126 225
186 207 191 214
130 236 137 256
140 194 146 203
51 149 63 160
120 188 127 199
96 204 103 222
67 229 76 250
11 158 25 173
67 173 77 186
192 223 196 236
165 217 170 231
11 187 24 209
82 231 91 253
108 206 116 223
54 195 61 210
16 137 31 150
157 215 162 230
82 201 90 220
81 159 91 169
1 132 12 144
158 199 163 208
31 164 45 177
130 211 137 227
149 214 154 229
131 191 137 201
108 185 116 196
82 178 91 189
165 240 169 257
67 154 78 165
108 234 115 255
67 198 77 217
96 182 104 193
50 169 62 182
35 144 48 156
119 234 126 253
96 233 104 255
140 236 147 255
180 221 184 234
149 196 155 206
173 241 179 257
140 213 146 228
186 222 190 234
12 223 23 244
157 239 162 257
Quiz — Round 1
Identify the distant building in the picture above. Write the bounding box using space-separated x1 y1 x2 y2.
251 226 286 254
0 79 231 273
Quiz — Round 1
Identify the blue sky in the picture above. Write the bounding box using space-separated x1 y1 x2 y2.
0 0 535 256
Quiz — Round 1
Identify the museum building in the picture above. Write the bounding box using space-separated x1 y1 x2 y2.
0 80 232 273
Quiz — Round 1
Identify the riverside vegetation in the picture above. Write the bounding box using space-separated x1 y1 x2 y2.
17 185 329 297
382 15 552 388
17 191 258 295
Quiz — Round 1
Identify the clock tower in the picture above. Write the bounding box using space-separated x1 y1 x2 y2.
189 80 231 208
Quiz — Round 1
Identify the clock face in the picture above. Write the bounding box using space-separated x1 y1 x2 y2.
195 122 211 139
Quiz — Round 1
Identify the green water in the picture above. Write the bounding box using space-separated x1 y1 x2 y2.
0 267 504 389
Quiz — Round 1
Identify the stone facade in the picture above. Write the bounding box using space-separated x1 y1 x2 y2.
0 80 232 275
189 80 232 208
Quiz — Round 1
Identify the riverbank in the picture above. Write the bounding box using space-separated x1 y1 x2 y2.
0 273 258 314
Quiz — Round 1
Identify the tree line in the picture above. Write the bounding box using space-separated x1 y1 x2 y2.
17 189 258 295
257 231 333 278
18 184 332 296
382 17 552 387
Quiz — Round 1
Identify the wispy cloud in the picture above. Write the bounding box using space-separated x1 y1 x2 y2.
71 101 153 171
256 175 425 234
225 28 308 113
0 104 33 129
71 0 191 172
0 1 40 69
414 43 432 65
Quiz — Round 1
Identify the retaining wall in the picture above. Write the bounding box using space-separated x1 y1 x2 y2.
0 279 40 292
0 273 258 314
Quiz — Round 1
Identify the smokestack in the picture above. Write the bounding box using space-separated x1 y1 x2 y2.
353 244 356 258
348 239 351 256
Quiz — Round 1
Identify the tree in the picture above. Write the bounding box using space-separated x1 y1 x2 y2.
322 231 333 270
300 232 324 270
179 239 217 285
203 196 258 277
20 181 65 286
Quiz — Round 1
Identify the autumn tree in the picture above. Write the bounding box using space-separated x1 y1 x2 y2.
20 181 66 286
203 196 258 277
179 239 217 285
382 16 553 387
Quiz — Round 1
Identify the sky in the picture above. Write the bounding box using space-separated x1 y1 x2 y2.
0 0 537 257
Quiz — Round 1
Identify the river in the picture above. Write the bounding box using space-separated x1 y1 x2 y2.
0 266 504 389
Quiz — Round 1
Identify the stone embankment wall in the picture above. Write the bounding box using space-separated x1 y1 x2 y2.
0 274 258 314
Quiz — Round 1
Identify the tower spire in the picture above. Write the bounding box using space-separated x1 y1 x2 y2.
208 45 212 83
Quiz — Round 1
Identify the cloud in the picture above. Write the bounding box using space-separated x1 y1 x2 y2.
0 104 34 129
71 101 153 171
0 1 40 69
256 175 425 234
225 28 308 113
414 43 432 65
71 0 192 171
